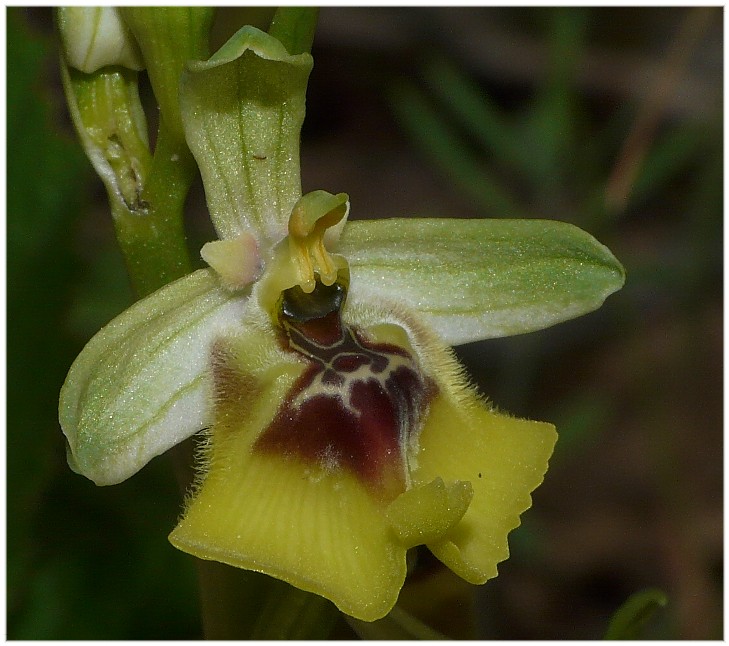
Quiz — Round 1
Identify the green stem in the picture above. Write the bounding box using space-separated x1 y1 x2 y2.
347 605 448 640
120 7 215 144
197 563 339 639
268 7 319 55
110 7 213 298
112 120 194 298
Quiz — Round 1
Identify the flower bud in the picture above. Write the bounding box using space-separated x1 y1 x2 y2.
57 7 144 73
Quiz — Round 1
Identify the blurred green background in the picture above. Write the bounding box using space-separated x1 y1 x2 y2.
7 7 722 639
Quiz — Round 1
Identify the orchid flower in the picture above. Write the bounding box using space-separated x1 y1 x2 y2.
59 24 624 622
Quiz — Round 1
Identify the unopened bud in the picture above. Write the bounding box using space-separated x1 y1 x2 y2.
58 7 144 73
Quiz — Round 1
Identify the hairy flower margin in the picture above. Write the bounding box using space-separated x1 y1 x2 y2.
59 22 624 621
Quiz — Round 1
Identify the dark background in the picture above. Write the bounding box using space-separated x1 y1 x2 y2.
7 6 722 639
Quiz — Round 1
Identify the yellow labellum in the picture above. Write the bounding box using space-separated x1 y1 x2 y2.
167 293 556 621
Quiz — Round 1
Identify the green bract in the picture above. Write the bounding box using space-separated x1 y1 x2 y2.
60 61 150 215
60 21 624 622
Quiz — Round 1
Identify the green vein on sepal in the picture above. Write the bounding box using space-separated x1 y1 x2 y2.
60 269 248 485
338 218 625 345
180 26 313 245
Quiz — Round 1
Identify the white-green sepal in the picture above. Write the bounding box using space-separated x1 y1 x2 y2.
60 269 248 486
338 218 625 345
57 7 144 74
180 26 313 246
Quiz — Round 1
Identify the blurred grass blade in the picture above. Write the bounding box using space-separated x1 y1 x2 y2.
604 588 668 640
521 8 587 186
249 578 338 639
390 82 526 217
604 7 716 212
629 124 707 208
587 124 709 230
7 8 90 637
422 57 529 175
347 605 446 640
196 562 337 639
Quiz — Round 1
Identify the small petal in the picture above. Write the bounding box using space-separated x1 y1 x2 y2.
338 218 625 345
415 392 557 583
169 328 407 622
180 26 313 245
60 269 247 485
201 232 262 290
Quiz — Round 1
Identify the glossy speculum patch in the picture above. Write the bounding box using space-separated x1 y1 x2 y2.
254 280 432 498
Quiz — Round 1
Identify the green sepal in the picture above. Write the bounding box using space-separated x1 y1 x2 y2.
337 218 625 345
179 25 313 245
60 269 248 486
57 7 144 73
120 8 215 144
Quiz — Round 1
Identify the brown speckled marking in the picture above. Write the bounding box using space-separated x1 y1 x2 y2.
254 283 432 497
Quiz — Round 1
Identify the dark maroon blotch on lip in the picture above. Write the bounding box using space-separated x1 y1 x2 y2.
254 281 433 497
